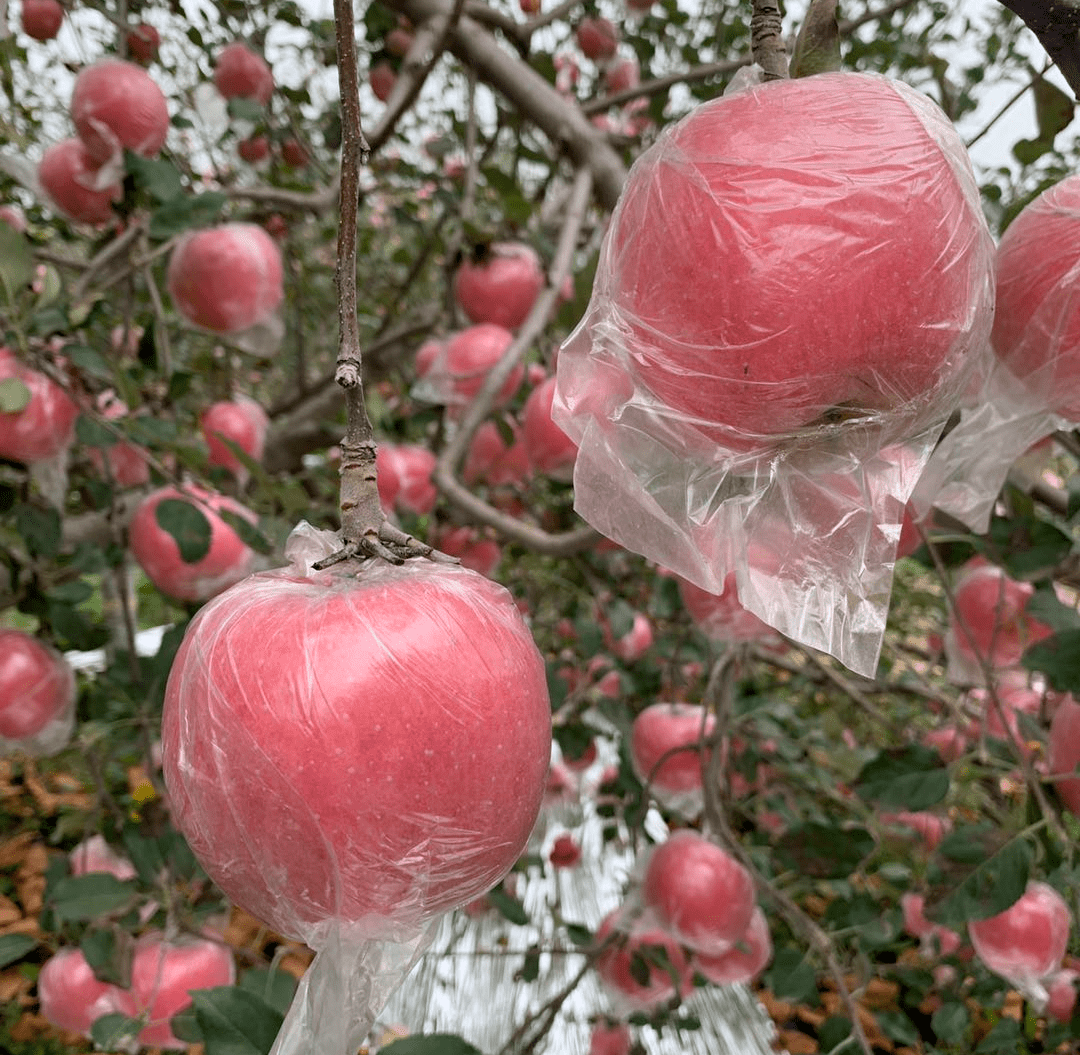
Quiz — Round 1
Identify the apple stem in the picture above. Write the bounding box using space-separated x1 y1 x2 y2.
751 0 789 80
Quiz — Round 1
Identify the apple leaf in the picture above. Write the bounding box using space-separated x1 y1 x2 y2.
382 1036 483 1055
156 497 212 564
774 822 874 878
76 413 116 448
149 192 227 241
0 222 33 301
238 966 298 1017
763 946 819 1005
1023 629 1080 693
90 1014 143 1051
50 874 137 922
924 827 1030 928
217 506 272 554
126 152 185 203
0 377 30 414
14 504 61 559
0 933 36 969
81 925 134 988
191 987 284 1055
1034 75 1075 142
853 745 950 810
790 0 840 78
486 884 529 925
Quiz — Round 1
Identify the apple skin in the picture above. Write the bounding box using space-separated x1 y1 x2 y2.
1046 969 1079 1023
576 17 618 61
200 396 269 474
379 442 438 514
641 830 755 955
589 1022 631 1055
126 22 160 64
522 376 577 478
594 907 694 1010
1048 695 1080 818
37 948 126 1036
630 702 715 806
386 26 414 56
38 138 122 227
0 206 27 232
21 0 63 41
900 893 962 956
0 348 79 463
549 832 582 868
128 485 256 602
691 906 773 985
70 835 137 881
968 881 1070 985
166 223 284 334
71 60 170 163
678 572 774 643
162 558 552 940
435 324 523 408
558 72 992 452
0 629 75 741
991 175 1080 418
281 138 308 168
370 61 397 102
604 57 639 94
213 42 273 103
237 135 270 163
454 243 545 331
88 439 151 487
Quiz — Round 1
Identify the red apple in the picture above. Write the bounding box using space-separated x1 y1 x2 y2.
70 835 137 881
562 739 597 772
604 57 639 94
385 26 414 56
237 135 270 163
454 243 545 331
414 338 443 378
126 22 160 64
435 525 501 577
71 60 170 163
113 934 236 1049
556 72 992 453
520 0 541 13
641 830 755 955
433 324 522 408
37 949 125 1036
1049 694 1080 817
609 611 653 663
21 0 63 40
991 175 1080 418
380 442 437 514
1046 969 1078 1023
589 1022 631 1055
630 702 715 810
281 138 308 168
162 555 552 939
549 832 582 868
167 223 284 334
594 907 694 1010
200 396 269 474
0 349 79 466
969 881 1070 985
128 485 256 602
880 810 950 850
0 630 75 742
900 892 963 956
38 138 121 226
923 725 968 763
522 376 577 478
678 573 775 643
370 61 397 102
576 17 618 61
691 906 773 985
88 439 151 488
213 42 273 103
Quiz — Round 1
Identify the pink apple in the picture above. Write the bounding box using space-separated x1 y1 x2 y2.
880 810 950 851
563 739 597 772
641 830 755 955
167 223 284 334
520 0 541 13
200 396 269 474
522 376 577 478
435 525 501 577
604 57 639 94
609 611 653 663
1046 969 1078 1023
126 22 160 64
969 881 1070 985
1049 694 1080 817
237 135 270 163
558 72 992 452
37 948 125 1036
88 439 151 488
576 17 618 61
678 573 774 643
630 702 715 809
70 835 137 881
375 443 401 512
128 485 257 602
385 26 414 56
991 175 1080 418
370 61 397 102
281 138 308 168
38 138 121 226
381 442 437 514
0 630 75 741
0 348 79 463
162 557 552 939
900 893 962 957
414 338 444 378
594 907 694 1010
21 0 63 41
213 42 273 103
589 1022 631 1055
71 60 170 163
549 832 582 868
454 243 545 330
923 725 968 763
691 906 773 985
425 325 522 409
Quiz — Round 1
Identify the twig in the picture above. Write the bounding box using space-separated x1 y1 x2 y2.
751 0 789 80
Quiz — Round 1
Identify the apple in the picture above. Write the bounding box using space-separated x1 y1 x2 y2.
38 138 121 227
609 611 653 663
70 834 137 881
21 0 63 41
213 42 273 104
128 485 257 602
968 881 1070 986
594 907 694 1010
576 17 618 61
678 572 775 643
161 553 552 940
880 810 950 851
435 525 501 577
556 72 992 453
71 60 170 163
88 438 151 488
37 948 125 1036
1046 969 1078 1023
641 830 755 955
126 22 160 64
380 442 437 514
113 934 236 1049
281 138 308 168
0 348 79 463
589 1022 631 1055
520 0 541 13
630 702 715 811
370 61 397 102
923 725 968 763
375 442 401 512
604 57 639 94
522 376 577 478
414 338 444 378
691 906 773 986
166 223 284 334
0 629 75 742
431 324 522 408
549 832 582 868
463 421 530 486
990 175 1080 418
0 205 26 232
899 892 961 956
386 26 414 56
1048 694 1080 817
562 739 597 772
200 396 269 474
237 135 270 163
454 243 545 330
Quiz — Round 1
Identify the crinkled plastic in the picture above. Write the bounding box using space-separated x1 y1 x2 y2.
552 71 995 676
162 522 552 1055
0 629 76 758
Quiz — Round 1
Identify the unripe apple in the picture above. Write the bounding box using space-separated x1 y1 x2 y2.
576 17 618 61
991 175 1080 418
38 138 121 226
691 906 773 985
435 324 522 407
70 835 137 881
454 243 545 330
21 0 63 41
281 138 308 168
589 1022 631 1055
37 948 125 1036
200 396 269 474
630 702 715 812
0 348 79 463
167 223 284 334
126 22 160 64
678 573 775 643
969 881 1070 986
71 60 170 163
162 553 552 939
370 61 397 102
641 830 755 955
213 42 273 104
0 629 75 742
522 376 577 478
594 907 694 1010
237 135 270 163
557 72 992 453
1048 694 1080 817
128 485 256 602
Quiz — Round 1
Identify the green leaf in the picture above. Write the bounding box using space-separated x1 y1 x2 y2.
774 823 874 879
975 1017 1022 1051
931 1001 970 1044
149 192 227 241
0 933 37 969
1023 629 1080 693
227 97 267 121
81 926 133 988
854 745 950 810
191 987 284 1055
1033 75 1074 141
238 967 298 1017
790 0 840 77
14 504 62 559
0 221 33 299
1026 584 1080 633
126 152 185 203
0 377 31 413
90 1013 143 1050
75 414 117 448
50 873 137 922
65 343 114 381
382 1036 483 1055
877 1011 919 1045
155 497 212 563
486 885 529 925
763 946 818 1005
217 506 272 554
518 944 540 983
926 828 1030 928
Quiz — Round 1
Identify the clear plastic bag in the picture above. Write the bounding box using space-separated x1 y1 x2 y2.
553 72 995 675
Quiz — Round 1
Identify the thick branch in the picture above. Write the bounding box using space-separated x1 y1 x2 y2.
751 0 789 80
996 0 1080 97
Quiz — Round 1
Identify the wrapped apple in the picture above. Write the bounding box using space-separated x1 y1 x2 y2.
0 629 76 757
553 71 994 675
162 522 552 1055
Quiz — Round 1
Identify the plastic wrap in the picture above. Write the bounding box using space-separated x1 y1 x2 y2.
552 71 995 675
161 522 552 1055
0 629 76 758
